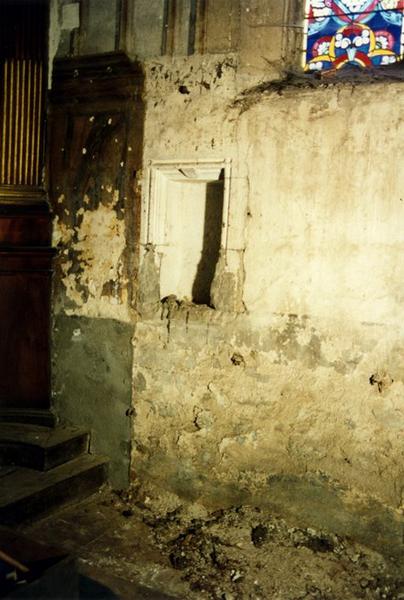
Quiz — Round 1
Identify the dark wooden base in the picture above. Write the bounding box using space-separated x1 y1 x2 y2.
0 190 54 413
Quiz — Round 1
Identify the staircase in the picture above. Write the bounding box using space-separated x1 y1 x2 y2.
0 423 108 525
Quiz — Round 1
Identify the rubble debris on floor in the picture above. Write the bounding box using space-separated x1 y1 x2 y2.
146 505 404 600
22 489 404 600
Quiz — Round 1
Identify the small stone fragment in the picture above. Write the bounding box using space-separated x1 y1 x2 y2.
231 353 245 366
230 569 243 582
251 525 268 547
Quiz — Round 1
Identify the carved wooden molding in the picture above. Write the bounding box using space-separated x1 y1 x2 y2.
0 185 48 208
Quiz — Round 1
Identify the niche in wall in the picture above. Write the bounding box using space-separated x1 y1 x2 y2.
144 159 231 306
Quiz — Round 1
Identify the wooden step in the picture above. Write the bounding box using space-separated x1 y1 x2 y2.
0 423 89 471
0 455 108 525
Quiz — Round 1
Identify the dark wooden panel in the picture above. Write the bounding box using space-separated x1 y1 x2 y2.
0 214 51 246
0 247 54 271
0 248 54 409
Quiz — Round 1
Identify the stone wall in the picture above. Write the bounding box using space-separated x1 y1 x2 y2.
49 1 403 550
133 62 404 548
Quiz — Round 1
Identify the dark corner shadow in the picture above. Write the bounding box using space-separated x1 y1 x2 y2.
191 170 224 306
79 574 119 599
79 574 180 599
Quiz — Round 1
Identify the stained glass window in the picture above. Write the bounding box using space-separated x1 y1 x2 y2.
304 1 404 71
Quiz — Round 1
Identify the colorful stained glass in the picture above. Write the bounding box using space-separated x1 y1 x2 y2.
304 0 404 71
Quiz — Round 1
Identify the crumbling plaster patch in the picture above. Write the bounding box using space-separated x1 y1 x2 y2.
53 190 130 322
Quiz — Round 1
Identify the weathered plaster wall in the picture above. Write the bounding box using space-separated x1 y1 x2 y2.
48 0 403 553
132 61 404 554
242 85 404 324
51 184 134 487
53 315 133 484
51 181 136 487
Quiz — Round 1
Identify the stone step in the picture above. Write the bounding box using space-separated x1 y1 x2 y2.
0 423 89 471
0 408 58 427
0 454 108 525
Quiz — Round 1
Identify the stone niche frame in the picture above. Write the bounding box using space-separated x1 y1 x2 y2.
142 159 232 303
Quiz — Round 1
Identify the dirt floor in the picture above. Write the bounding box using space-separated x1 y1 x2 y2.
22 487 404 599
